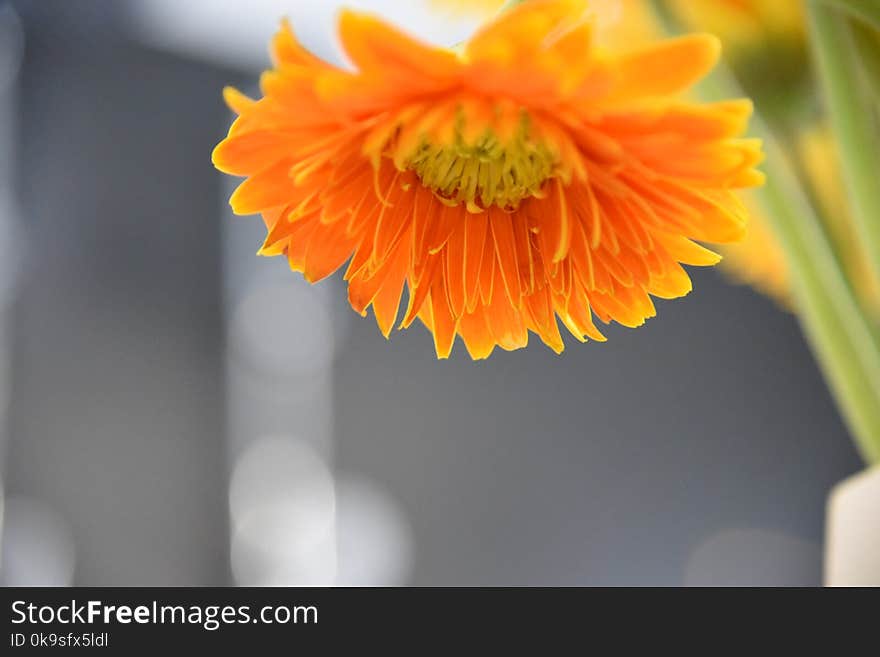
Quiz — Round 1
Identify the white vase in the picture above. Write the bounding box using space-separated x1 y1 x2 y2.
825 466 880 586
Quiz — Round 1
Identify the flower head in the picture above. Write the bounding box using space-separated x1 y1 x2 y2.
213 0 763 359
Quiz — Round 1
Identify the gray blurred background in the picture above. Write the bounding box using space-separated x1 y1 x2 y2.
0 0 863 587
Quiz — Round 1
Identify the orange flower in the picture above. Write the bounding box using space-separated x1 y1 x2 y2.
213 0 763 359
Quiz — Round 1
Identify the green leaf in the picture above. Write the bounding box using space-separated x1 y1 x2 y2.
850 19 880 105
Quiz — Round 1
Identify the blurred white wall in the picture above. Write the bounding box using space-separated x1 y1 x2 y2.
125 0 478 71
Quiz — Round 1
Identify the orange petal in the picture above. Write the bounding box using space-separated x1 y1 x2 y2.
271 19 332 70
372 242 409 338
595 34 721 105
229 160 296 215
337 10 460 83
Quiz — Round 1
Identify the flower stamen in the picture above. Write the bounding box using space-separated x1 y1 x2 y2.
406 111 556 212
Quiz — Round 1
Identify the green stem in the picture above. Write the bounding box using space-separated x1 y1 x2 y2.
819 0 880 30
808 2 880 314
758 133 880 465
850 19 880 105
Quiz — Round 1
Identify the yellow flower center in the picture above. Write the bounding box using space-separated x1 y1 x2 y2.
406 113 556 212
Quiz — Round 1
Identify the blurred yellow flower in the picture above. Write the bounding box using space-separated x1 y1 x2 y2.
431 0 805 53
665 0 805 53
722 124 880 315
718 195 791 307
664 0 809 112
431 0 662 46
428 0 506 16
